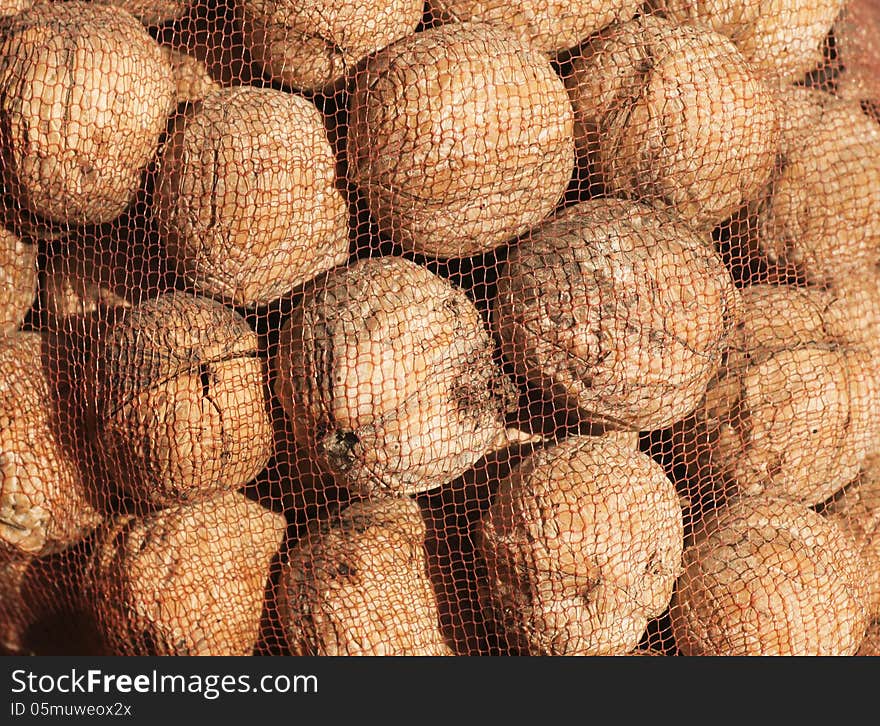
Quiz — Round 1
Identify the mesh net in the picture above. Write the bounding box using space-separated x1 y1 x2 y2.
0 0 878 657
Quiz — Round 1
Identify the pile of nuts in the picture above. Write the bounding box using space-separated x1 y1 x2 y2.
0 0 878 656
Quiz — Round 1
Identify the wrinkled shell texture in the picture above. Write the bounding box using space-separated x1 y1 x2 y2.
833 0 880 104
670 495 870 656
274 255 517 497
694 284 878 506
426 0 642 53
279 496 452 656
566 14 779 229
94 0 191 26
0 2 175 225
476 436 684 655
155 86 349 308
494 198 739 431
748 88 880 286
823 454 880 617
88 292 273 507
347 21 575 258
648 0 844 82
0 226 37 334
0 332 102 557
90 491 286 655
240 0 424 91
160 46 221 107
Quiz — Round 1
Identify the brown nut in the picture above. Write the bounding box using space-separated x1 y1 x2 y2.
347 21 575 259
239 0 423 92
822 453 880 618
648 0 844 82
278 496 453 656
87 291 273 508
566 14 779 230
274 255 518 498
475 435 684 655
493 198 739 431
747 88 880 286
0 225 36 334
0 2 175 226
89 490 286 655
94 0 190 26
159 45 221 107
691 284 879 506
858 619 880 655
0 332 102 557
426 0 642 53
670 494 870 655
154 86 349 309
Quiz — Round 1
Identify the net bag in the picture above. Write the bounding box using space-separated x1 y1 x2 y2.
1 0 878 656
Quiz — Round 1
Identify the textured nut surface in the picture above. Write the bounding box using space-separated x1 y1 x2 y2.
426 0 642 53
88 291 273 507
0 332 102 556
648 0 844 82
160 45 220 107
670 495 870 655
476 435 684 655
347 21 575 258
90 491 286 656
858 619 880 655
275 255 517 497
822 453 880 617
0 2 175 225
833 0 880 105
94 0 190 26
0 226 36 334
748 88 880 286
155 86 349 308
279 496 453 656
566 15 779 229
493 198 739 431
692 285 879 506
240 0 423 91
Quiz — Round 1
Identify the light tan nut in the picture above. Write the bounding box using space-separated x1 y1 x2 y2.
648 0 844 83
347 21 575 258
0 2 175 226
493 198 739 431
746 87 880 285
239 0 423 92
688 284 879 506
426 0 642 54
160 45 221 107
278 496 453 656
566 14 779 230
87 291 273 508
89 491 286 655
0 332 102 557
94 0 190 26
858 619 880 655
274 255 519 498
821 453 880 617
670 494 870 655
154 86 349 308
476 435 684 655
0 226 36 334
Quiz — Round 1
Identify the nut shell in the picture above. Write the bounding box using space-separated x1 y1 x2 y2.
239 0 423 91
155 86 349 308
278 496 453 656
493 198 739 431
274 255 518 497
670 495 870 655
88 291 273 507
0 226 36 334
0 332 102 556
0 2 175 225
89 491 286 655
566 15 779 229
476 435 684 655
347 21 575 258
